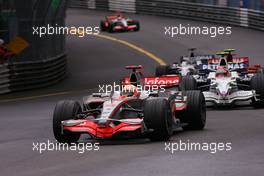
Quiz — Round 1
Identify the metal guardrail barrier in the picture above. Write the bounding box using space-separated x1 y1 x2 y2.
69 0 264 31
109 0 136 13
0 0 68 95
0 54 66 94
70 0 96 9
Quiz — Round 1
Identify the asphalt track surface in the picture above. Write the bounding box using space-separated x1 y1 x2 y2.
1 9 264 176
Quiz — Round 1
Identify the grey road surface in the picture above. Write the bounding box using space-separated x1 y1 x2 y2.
0 9 264 176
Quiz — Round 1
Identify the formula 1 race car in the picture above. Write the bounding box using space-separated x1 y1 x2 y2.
181 49 264 88
53 66 206 143
155 48 263 78
198 49 263 75
155 48 213 77
182 57 264 107
100 14 140 33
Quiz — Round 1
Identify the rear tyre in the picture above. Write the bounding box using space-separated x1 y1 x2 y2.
155 65 169 77
134 21 140 31
100 20 106 31
181 75 198 90
250 73 264 107
109 23 115 33
180 91 206 130
53 100 81 143
257 68 264 74
144 98 173 141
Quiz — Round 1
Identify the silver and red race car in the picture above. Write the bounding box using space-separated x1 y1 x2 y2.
100 14 140 33
53 66 206 143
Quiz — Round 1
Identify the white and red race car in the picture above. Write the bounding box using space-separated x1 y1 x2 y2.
100 14 140 33
203 66 264 107
182 56 264 107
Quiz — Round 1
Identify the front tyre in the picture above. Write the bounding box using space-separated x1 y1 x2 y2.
134 21 140 31
53 100 81 143
144 98 173 141
251 73 264 107
257 68 264 74
180 91 206 130
100 20 106 31
109 23 116 33
181 75 198 90
155 65 169 77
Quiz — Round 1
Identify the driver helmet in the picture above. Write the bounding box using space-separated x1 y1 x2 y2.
117 14 122 20
216 66 230 78
121 85 139 97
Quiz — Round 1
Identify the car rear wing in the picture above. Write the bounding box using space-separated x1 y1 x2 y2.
198 57 250 71
122 76 180 87
125 65 143 70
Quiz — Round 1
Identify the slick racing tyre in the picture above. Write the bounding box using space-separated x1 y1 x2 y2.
250 73 264 107
100 20 106 31
53 100 82 143
109 23 115 33
181 75 198 90
180 91 206 130
134 21 140 31
144 98 173 141
257 68 264 74
155 65 169 77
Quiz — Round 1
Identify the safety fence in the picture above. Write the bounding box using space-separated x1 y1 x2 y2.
69 0 264 31
0 54 66 94
0 0 68 94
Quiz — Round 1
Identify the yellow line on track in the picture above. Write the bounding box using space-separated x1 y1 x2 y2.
93 34 167 66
